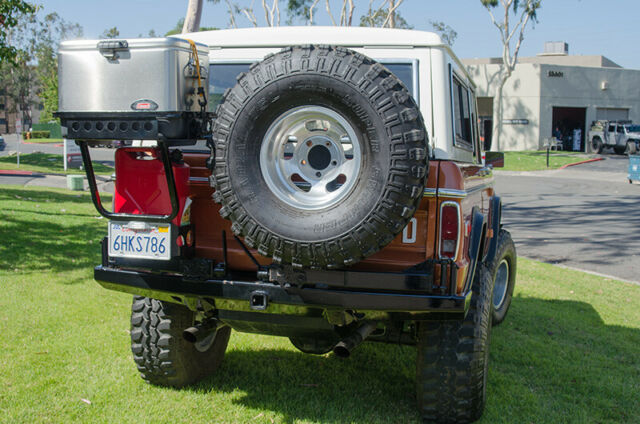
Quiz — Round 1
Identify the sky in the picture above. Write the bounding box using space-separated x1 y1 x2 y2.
37 0 640 69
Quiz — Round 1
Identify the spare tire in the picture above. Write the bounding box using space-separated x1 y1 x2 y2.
210 45 428 268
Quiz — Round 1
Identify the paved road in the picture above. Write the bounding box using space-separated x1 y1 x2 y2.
495 153 640 283
0 133 115 163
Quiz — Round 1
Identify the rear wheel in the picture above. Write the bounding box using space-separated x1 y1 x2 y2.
130 296 231 387
592 137 603 153
416 265 494 423
488 229 517 326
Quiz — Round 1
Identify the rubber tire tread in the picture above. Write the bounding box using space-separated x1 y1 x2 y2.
487 229 517 326
130 296 231 387
209 45 428 269
614 145 626 155
416 265 494 424
593 138 603 154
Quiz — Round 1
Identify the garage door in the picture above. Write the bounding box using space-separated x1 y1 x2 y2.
596 108 629 121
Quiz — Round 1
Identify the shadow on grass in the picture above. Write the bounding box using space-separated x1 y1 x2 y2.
179 296 639 423
0 187 108 276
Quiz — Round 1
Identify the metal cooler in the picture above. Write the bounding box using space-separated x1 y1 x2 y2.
56 37 211 143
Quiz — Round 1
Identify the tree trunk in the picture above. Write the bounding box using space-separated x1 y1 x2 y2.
389 0 395 28
493 76 507 151
182 0 203 33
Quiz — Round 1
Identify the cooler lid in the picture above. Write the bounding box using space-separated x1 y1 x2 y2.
59 37 208 55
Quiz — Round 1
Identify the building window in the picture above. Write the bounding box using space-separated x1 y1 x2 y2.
0 104 4 111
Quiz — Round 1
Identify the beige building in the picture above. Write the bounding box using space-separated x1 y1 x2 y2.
463 42 640 151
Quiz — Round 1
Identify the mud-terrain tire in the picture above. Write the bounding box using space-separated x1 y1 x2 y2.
289 336 337 355
487 229 517 326
210 45 428 269
130 296 231 387
592 137 603 153
416 265 494 424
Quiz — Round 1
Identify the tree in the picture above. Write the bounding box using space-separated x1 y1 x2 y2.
359 0 411 28
101 26 120 38
0 10 82 128
183 0 204 32
430 20 457 46
481 0 541 150
0 0 36 65
166 18 218 36
34 13 82 123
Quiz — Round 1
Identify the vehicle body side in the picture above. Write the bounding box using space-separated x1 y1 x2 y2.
590 120 640 150
179 28 495 294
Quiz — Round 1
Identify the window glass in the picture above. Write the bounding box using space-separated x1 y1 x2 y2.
210 62 417 110
608 125 616 132
383 63 414 97
208 63 252 111
617 125 624 133
452 77 471 145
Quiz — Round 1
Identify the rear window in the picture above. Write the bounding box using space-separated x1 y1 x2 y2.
382 63 415 97
209 63 251 111
209 60 417 112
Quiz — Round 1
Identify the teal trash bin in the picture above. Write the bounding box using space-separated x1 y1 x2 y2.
629 155 640 184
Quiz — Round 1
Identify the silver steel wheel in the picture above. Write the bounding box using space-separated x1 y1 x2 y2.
492 259 510 309
259 105 362 210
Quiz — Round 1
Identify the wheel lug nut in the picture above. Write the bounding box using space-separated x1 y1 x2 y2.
316 172 321 177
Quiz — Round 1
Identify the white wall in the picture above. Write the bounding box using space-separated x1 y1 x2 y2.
539 64 640 147
467 60 640 151
466 63 541 150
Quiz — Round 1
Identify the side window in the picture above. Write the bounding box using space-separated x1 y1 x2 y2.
208 63 252 111
608 125 616 132
617 125 624 134
470 90 481 161
451 75 472 148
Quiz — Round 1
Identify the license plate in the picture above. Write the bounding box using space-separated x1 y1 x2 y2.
108 221 171 260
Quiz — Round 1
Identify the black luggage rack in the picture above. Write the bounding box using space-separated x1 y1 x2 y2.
55 110 214 224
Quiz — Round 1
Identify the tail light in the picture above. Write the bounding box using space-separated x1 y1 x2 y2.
439 201 461 259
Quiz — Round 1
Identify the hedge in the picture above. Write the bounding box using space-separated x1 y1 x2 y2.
22 130 51 139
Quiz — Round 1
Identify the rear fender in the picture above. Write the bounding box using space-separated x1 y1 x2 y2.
484 195 502 263
462 207 487 294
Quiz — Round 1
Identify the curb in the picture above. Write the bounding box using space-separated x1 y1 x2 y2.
0 169 34 176
0 170 110 181
559 157 604 169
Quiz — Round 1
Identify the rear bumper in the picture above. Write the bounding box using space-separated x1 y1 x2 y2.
94 265 471 320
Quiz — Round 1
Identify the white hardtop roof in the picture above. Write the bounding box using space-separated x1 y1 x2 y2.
182 26 444 49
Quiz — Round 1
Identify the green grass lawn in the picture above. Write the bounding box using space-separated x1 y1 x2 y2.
503 151 592 171
0 152 113 175
24 137 64 144
0 186 638 423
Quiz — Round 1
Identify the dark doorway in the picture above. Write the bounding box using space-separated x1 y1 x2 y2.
552 107 587 152
482 118 493 152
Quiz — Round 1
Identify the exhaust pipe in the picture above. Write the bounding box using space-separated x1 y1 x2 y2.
333 322 377 358
183 319 220 344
